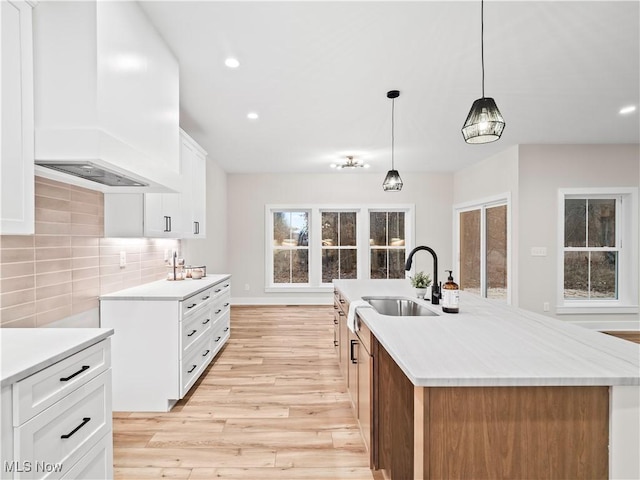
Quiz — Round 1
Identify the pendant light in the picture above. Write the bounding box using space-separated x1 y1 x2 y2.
383 90 403 192
461 0 505 144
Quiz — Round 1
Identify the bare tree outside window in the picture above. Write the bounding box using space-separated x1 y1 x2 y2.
321 211 357 283
273 211 309 284
370 211 406 279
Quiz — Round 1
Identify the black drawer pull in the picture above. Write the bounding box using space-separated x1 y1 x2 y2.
202 295 210 300
187 329 197 337
215 288 222 293
60 365 90 382
187 365 197 373
223 327 229 332
334 318 338 325
334 340 339 347
340 299 345 304
215 336 221 342
224 303 230 307
334 304 338 309
339 311 345 317
202 350 210 357
187 303 197 309
202 318 210 325
61 417 91 439
215 309 222 314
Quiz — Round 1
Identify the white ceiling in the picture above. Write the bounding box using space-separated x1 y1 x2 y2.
139 1 640 174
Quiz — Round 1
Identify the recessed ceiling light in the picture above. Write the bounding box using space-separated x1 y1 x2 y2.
247 112 259 120
619 105 637 115
225 58 240 68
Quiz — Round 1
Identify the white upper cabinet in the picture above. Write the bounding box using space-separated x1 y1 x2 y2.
32 1 180 193
1 0 35 235
180 130 208 239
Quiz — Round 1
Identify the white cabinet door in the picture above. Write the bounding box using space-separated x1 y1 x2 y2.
1 0 34 235
179 131 207 239
144 193 182 238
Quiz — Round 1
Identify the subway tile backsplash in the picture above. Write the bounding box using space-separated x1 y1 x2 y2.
0 177 180 328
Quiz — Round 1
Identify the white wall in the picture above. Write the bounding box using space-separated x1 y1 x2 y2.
227 172 453 304
518 144 639 329
181 155 228 273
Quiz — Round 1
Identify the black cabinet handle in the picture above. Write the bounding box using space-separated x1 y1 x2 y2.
350 339 358 364
168 216 172 232
163 216 171 232
224 303 230 307
215 336 221 342
334 318 338 325
187 329 197 337
339 311 345 317
202 295 210 300
61 417 91 439
223 327 229 332
215 288 222 293
334 304 338 310
215 309 222 314
340 299 345 304
334 340 339 347
60 365 89 382
187 303 197 309
187 365 197 373
194 221 199 235
202 318 210 325
202 349 210 357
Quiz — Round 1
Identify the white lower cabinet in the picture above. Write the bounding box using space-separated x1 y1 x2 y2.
100 276 231 412
1 338 113 480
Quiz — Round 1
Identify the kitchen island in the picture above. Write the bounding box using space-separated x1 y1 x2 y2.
333 279 640 480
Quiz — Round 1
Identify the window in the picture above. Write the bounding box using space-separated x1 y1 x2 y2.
558 188 638 313
321 211 357 283
369 211 406 279
266 205 414 290
271 210 309 284
455 196 510 302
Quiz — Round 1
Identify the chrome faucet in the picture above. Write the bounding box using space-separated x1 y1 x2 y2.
405 246 440 304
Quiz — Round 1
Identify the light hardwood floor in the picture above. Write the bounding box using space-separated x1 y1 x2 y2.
113 305 376 479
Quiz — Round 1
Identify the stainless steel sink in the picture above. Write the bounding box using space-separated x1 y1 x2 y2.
362 296 439 317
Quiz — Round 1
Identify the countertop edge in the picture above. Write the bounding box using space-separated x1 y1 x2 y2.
1 328 114 387
99 274 232 301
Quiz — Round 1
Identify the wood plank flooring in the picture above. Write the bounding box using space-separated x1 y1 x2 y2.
113 305 376 479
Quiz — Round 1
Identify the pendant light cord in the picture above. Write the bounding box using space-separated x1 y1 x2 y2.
481 0 485 98
391 98 395 170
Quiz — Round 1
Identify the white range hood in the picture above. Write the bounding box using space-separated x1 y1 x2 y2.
33 0 180 193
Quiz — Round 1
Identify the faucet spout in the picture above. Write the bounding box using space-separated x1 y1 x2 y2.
405 246 440 305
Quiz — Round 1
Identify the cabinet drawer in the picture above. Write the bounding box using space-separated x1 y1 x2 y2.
211 296 230 323
181 306 213 356
14 371 111 480
60 432 112 480
181 287 215 316
13 341 110 426
210 281 231 300
180 335 213 397
211 313 230 352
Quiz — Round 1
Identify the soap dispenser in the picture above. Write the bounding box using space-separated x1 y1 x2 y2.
441 270 459 314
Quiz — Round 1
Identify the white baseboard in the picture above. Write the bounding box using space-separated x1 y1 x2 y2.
231 296 332 306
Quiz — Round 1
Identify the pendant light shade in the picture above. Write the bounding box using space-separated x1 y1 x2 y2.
462 0 505 144
462 97 505 143
383 90 403 192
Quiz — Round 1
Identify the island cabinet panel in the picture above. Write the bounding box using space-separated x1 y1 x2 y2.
373 336 414 479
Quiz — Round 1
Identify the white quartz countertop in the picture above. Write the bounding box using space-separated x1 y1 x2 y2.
334 279 640 387
99 274 231 301
1 328 114 387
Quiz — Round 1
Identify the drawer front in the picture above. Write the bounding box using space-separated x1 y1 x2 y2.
181 286 215 317
211 313 230 354
180 335 213 398
211 295 231 323
13 340 110 426
14 371 111 480
210 280 231 300
60 432 112 480
181 306 213 356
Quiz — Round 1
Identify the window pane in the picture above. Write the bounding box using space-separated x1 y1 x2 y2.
371 249 388 279
564 251 588 298
273 249 291 283
291 250 309 283
322 212 338 246
460 210 481 295
340 249 357 279
388 212 405 245
590 251 617 299
322 249 338 283
339 212 357 246
588 199 616 247
389 249 406 279
486 205 507 300
274 211 308 247
370 212 387 246
565 199 586 247
290 212 309 246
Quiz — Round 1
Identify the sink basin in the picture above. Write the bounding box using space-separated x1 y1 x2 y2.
362 296 439 317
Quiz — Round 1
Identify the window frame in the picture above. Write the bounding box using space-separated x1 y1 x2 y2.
454 193 512 304
557 187 638 314
265 204 414 292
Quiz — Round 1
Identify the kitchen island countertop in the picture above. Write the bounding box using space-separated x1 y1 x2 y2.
334 279 640 387
99 274 231 301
